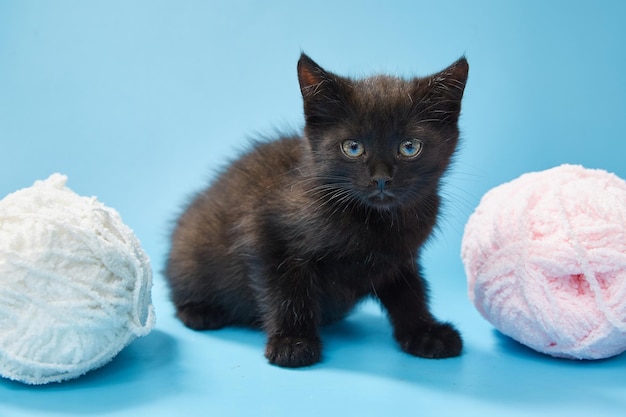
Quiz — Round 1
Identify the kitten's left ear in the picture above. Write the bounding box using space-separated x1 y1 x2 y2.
414 57 469 123
298 53 347 126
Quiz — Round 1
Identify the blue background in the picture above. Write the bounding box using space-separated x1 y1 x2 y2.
1 1 626 416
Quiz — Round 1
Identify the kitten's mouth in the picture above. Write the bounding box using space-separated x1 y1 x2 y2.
367 190 397 208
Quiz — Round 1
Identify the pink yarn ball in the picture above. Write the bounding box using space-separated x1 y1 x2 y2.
462 164 626 359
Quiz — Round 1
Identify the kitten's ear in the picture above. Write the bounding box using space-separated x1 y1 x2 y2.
298 53 346 126
414 57 469 123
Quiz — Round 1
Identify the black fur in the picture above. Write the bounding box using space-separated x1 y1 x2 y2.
165 53 469 367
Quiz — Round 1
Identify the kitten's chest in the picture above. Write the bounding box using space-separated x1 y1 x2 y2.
313 218 418 279
314 246 409 305
311 209 425 257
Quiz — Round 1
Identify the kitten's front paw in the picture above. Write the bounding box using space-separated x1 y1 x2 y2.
265 336 322 368
397 322 462 359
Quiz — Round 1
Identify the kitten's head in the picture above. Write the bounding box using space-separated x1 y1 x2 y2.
297 53 468 211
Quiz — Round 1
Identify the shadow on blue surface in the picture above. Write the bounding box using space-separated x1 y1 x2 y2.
0 330 179 414
188 305 626 407
2 304 625 415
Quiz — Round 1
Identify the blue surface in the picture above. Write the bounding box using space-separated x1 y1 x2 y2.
1 1 626 415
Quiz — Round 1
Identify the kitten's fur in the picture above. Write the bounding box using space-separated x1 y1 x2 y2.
165 53 469 368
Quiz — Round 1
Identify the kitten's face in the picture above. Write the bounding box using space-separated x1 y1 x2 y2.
297 54 469 211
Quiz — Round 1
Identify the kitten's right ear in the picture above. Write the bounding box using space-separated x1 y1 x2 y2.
298 53 346 126
413 57 469 124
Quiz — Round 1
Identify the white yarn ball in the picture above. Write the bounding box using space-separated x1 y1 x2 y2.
0 174 155 384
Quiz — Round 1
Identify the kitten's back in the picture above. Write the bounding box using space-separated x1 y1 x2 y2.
165 136 305 327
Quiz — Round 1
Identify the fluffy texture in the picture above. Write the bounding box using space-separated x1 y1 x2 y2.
0 174 155 384
462 164 626 359
165 53 469 367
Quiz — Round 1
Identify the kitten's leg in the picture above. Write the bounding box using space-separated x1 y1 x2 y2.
166 264 247 330
376 264 462 359
260 263 323 368
175 302 230 331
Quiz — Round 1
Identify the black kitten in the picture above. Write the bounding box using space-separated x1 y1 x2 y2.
165 53 469 367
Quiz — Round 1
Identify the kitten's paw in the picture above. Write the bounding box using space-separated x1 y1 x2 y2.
176 303 228 330
265 336 322 368
397 322 462 359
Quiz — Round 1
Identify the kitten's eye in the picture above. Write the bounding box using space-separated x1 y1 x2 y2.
341 140 365 158
398 139 423 159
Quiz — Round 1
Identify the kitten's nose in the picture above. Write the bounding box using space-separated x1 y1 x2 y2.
372 176 391 192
